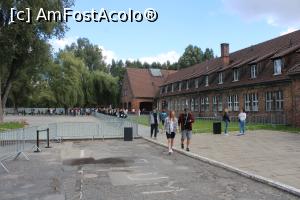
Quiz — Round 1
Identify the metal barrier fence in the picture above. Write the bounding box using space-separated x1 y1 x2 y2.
48 121 139 140
1 114 139 173
0 126 38 173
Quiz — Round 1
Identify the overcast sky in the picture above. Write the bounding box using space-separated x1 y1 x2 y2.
50 0 300 64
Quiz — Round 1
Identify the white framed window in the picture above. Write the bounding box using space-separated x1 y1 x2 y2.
195 98 199 112
182 99 185 111
251 64 257 79
186 81 189 90
252 93 259 111
233 95 239 111
265 92 273 111
179 82 182 91
218 96 223 112
227 96 233 111
274 59 282 75
191 98 195 112
185 99 189 109
233 69 239 81
205 75 209 87
201 97 205 111
244 94 251 112
205 97 209 112
171 84 174 92
275 91 284 111
218 72 223 84
212 96 217 112
195 79 199 89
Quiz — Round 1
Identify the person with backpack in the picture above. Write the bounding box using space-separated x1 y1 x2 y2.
223 108 230 136
164 111 178 155
178 108 195 152
160 109 168 132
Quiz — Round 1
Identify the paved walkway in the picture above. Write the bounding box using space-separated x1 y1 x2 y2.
1 140 298 199
139 124 300 190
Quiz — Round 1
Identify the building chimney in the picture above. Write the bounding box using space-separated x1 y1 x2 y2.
221 43 229 65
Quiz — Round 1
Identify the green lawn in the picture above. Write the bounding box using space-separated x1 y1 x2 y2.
0 122 25 132
129 115 300 134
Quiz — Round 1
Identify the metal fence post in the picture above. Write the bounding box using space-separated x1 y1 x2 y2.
45 128 51 148
34 130 40 153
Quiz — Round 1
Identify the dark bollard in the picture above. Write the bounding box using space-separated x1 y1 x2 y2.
34 130 40 152
45 128 51 148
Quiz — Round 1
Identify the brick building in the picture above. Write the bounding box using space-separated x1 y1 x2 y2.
121 68 176 113
158 30 300 127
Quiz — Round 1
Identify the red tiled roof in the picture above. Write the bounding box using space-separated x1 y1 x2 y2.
126 68 176 98
163 30 300 85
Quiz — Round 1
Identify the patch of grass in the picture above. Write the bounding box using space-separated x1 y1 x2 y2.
0 122 25 132
129 115 300 134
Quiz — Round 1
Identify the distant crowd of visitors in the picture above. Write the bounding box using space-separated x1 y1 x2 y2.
149 107 247 155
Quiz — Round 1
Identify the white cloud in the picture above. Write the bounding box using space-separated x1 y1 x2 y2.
99 46 118 64
99 47 180 65
130 51 180 64
50 37 77 52
222 0 300 28
280 27 298 36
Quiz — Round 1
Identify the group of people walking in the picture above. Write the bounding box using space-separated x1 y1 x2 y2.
150 108 195 154
149 107 247 155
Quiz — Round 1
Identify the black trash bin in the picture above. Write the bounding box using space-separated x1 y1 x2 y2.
213 122 222 134
124 127 133 141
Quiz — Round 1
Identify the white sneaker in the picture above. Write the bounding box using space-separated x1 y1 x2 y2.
224 133 228 136
170 149 173 153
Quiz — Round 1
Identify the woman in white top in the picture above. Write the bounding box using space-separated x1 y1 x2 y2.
237 108 247 136
164 111 178 154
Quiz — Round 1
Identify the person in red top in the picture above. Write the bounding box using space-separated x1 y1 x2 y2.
178 108 195 152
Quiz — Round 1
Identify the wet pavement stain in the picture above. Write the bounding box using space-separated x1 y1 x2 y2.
62 157 134 166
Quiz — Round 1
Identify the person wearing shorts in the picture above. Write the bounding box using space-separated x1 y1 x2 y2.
178 108 194 152
164 111 178 154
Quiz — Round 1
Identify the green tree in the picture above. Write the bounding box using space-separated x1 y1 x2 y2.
49 52 85 112
178 45 203 69
0 0 74 122
66 38 107 72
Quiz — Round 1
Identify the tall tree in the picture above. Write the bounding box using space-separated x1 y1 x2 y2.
66 38 107 72
0 0 74 122
49 52 85 112
178 45 203 69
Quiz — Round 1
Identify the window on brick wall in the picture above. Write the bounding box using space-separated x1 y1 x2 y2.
244 94 251 112
218 72 223 84
233 69 240 81
195 79 199 89
265 92 273 111
212 96 217 112
252 93 259 111
191 98 195 112
201 97 205 111
227 96 233 111
275 91 284 111
233 95 239 111
205 97 210 112
195 98 199 112
251 65 257 79
205 76 209 86
218 96 223 112
244 93 259 112
274 59 283 75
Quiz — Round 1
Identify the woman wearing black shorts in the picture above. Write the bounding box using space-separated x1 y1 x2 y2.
164 111 178 154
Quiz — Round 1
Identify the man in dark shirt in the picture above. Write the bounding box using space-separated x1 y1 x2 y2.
149 108 159 139
178 108 195 151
